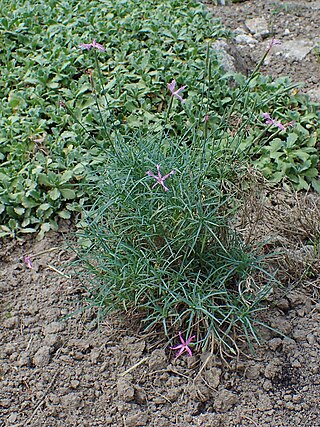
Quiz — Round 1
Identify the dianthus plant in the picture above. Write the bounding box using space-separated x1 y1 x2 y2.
77 121 273 353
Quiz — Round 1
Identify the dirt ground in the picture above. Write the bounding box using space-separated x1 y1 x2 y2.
207 0 320 95
1 1 320 426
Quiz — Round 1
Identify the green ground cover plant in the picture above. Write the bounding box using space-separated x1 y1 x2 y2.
1 0 319 238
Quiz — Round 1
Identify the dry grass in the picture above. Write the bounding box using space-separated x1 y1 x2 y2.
237 179 320 291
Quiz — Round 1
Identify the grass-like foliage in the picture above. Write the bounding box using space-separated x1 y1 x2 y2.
76 127 274 352
74 57 279 351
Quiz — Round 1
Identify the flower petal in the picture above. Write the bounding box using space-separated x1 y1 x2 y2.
173 93 185 104
185 346 193 357
79 43 92 50
170 344 183 350
185 335 195 345
167 79 176 93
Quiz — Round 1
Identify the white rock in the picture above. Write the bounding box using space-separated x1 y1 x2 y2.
245 17 270 39
235 34 258 46
276 39 314 61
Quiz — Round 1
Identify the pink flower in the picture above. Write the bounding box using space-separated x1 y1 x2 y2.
269 38 281 48
171 331 195 358
79 39 105 52
23 255 33 269
167 79 187 104
146 164 175 192
262 112 285 131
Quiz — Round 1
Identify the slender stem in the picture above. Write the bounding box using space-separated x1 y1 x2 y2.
60 101 96 145
165 95 174 124
93 50 115 149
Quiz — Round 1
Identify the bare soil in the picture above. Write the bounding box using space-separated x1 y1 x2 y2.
1 1 320 427
208 0 320 95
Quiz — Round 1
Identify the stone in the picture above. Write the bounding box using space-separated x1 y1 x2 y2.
90 346 103 364
292 329 306 341
44 334 63 350
3 343 16 356
306 334 316 345
245 363 261 379
70 379 80 389
212 39 251 74
125 412 149 427
204 367 221 389
275 298 290 312
263 379 273 391
264 358 282 379
268 338 283 351
282 337 297 353
257 393 273 411
213 389 238 412
245 17 270 39
235 34 258 46
117 376 135 402
7 413 18 423
275 39 315 61
212 39 238 72
307 88 320 103
270 316 293 335
18 352 32 367
61 392 83 409
33 346 52 367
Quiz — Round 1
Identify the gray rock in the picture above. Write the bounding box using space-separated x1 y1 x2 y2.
274 39 315 61
204 367 221 389
264 358 282 379
43 334 63 350
18 351 32 367
117 375 135 402
275 298 290 312
213 389 238 412
282 337 297 353
212 39 251 74
125 412 149 427
245 363 261 380
235 33 258 46
61 392 83 409
148 349 167 371
3 343 16 355
33 346 52 367
7 413 18 423
270 316 293 335
268 337 283 351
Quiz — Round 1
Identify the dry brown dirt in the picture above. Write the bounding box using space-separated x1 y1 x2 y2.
1 1 320 426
